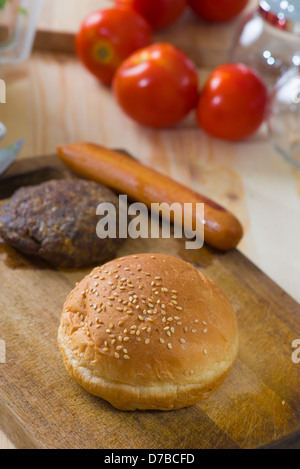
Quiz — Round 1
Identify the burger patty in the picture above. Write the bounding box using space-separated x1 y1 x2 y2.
0 179 125 268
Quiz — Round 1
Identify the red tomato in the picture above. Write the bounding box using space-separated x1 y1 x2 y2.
189 0 249 22
113 43 199 128
196 64 268 141
75 8 152 85
115 0 187 30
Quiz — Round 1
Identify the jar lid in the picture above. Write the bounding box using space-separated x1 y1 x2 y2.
259 0 300 34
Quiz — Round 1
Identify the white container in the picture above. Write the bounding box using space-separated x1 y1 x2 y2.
267 66 300 170
0 0 43 64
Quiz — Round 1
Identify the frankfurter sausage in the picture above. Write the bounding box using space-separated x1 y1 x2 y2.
57 142 243 251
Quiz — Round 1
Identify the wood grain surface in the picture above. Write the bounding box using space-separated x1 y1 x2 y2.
33 0 258 67
0 156 299 449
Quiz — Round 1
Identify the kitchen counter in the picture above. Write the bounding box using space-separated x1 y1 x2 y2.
0 0 299 449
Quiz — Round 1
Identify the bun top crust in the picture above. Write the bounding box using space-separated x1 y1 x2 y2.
60 254 238 388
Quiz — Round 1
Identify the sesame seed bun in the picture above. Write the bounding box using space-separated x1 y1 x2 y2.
58 254 238 411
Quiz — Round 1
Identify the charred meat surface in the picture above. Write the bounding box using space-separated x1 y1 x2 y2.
0 179 125 268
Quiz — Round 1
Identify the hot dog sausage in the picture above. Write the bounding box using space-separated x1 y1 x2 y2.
57 142 243 251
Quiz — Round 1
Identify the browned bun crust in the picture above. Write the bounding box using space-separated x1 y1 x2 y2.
58 254 238 411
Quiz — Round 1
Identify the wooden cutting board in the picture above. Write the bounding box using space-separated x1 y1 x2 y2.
0 155 299 450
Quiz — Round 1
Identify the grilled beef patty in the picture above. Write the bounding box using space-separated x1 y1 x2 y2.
0 179 125 268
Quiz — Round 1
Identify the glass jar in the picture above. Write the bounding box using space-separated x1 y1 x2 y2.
230 0 300 87
267 66 300 169
0 0 44 64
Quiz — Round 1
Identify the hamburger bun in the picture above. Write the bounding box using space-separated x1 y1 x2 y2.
58 253 238 411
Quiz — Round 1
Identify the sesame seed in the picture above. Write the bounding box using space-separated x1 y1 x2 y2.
124 355 130 360
123 337 130 342
180 339 185 344
103 348 109 352
203 328 208 334
116 345 122 351
145 339 150 345
160 338 165 344
204 349 208 355
114 352 120 359
167 343 172 350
